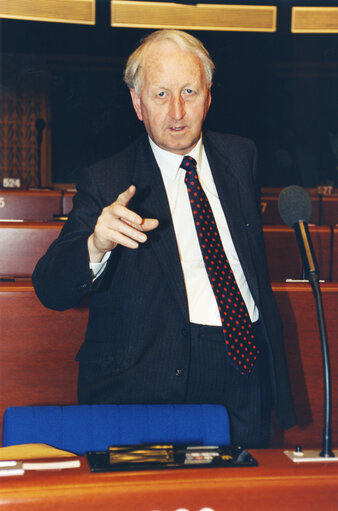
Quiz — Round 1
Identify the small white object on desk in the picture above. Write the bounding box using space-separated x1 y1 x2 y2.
285 449 338 462
22 459 81 470
0 458 80 476
0 460 24 476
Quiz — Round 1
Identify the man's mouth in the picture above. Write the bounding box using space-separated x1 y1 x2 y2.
170 126 185 132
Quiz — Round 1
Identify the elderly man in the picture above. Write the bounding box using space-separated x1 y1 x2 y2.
33 30 296 447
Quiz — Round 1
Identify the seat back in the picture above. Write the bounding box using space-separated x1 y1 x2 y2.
2 404 230 455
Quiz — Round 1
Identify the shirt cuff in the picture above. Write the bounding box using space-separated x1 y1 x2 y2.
89 251 111 280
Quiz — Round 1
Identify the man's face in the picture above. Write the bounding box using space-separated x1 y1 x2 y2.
130 40 212 155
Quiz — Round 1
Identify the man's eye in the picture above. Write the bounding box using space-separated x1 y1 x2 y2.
157 91 166 97
184 89 194 95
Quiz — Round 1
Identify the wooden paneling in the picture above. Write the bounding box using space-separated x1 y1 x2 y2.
271 282 338 449
0 54 50 189
0 281 88 442
0 0 95 25
2 189 332 227
111 1 277 32
0 450 337 510
0 281 337 450
263 225 332 281
292 6 338 34
320 195 338 226
0 221 332 280
0 190 62 221
61 190 76 217
0 221 62 277
332 226 338 281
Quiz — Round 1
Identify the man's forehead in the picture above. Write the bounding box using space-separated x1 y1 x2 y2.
142 41 205 82
143 39 200 67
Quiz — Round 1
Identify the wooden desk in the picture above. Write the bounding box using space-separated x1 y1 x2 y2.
0 190 62 221
0 221 63 277
62 190 76 216
0 282 337 450
319 195 338 226
271 282 338 449
0 281 88 441
332 226 338 281
0 450 337 510
63 190 331 226
263 225 332 281
0 221 332 280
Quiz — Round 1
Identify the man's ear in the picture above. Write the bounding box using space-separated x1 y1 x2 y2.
130 88 143 121
207 83 212 109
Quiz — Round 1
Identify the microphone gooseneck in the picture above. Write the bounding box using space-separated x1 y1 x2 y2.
278 185 333 458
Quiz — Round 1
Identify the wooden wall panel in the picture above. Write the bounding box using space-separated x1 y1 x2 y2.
0 221 62 277
0 54 50 188
0 281 88 442
271 282 338 449
333 226 338 281
320 196 338 226
292 6 338 34
263 225 332 281
0 281 337 449
111 1 277 32
0 0 95 25
62 191 76 217
0 190 62 221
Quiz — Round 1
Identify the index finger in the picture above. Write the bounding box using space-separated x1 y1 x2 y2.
108 185 143 227
115 185 137 207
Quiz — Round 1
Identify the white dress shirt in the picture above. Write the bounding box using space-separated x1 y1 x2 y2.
90 136 258 325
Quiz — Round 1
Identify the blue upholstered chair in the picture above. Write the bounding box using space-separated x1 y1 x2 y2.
2 404 230 455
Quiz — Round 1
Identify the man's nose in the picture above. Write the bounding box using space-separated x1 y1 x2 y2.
169 95 185 120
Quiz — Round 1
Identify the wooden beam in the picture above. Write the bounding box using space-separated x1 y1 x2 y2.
0 0 95 25
111 1 277 32
292 7 338 34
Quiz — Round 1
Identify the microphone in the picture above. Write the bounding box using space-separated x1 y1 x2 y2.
35 118 46 146
278 185 334 459
35 118 46 188
278 185 319 281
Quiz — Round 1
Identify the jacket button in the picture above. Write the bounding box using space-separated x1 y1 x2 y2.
79 283 88 290
181 327 188 337
175 368 184 377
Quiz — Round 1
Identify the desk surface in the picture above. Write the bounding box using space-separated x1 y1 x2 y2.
1 450 337 510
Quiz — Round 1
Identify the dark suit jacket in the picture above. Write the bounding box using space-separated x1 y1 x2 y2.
33 131 296 430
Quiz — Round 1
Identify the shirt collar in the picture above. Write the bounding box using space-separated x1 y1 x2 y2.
149 136 203 181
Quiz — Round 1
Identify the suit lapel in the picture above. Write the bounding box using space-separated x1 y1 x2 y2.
129 133 259 319
203 134 260 305
132 138 189 319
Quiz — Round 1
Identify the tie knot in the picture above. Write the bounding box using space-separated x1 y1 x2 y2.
180 156 197 173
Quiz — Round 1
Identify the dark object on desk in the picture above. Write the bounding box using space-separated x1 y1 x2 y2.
52 215 68 221
86 445 258 473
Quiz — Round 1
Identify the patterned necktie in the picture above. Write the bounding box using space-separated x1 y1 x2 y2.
181 155 259 375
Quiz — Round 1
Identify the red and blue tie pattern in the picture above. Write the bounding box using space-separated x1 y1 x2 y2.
181 155 259 375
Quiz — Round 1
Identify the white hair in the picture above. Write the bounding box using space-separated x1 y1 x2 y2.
124 29 215 95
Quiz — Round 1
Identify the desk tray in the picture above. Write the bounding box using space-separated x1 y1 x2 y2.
86 445 258 473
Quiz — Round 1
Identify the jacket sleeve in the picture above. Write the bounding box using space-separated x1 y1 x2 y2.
33 168 109 311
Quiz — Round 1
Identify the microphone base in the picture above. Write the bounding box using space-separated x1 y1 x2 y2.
285 449 338 463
